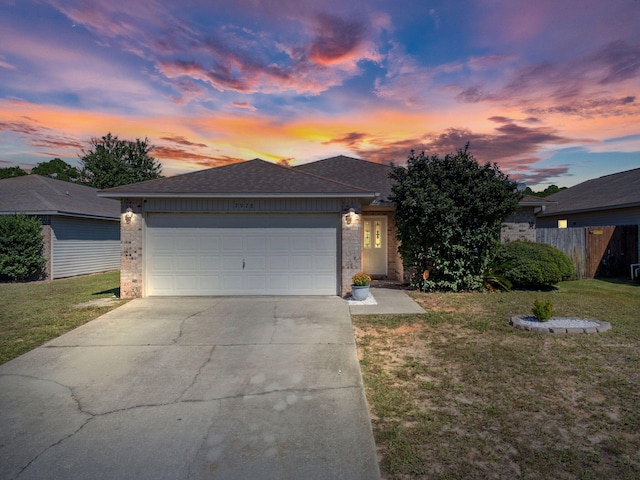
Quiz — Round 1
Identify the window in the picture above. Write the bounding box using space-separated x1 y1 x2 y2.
558 219 568 229
364 221 371 248
374 221 382 248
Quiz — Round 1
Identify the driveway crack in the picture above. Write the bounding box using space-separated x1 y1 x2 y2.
178 345 216 401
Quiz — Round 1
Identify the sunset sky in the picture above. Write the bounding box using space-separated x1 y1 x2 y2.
1 0 639 187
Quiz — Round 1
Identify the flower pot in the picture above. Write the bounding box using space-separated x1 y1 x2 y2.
351 285 370 301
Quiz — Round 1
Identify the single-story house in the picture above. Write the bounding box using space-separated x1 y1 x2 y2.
501 195 556 242
99 155 545 298
537 167 640 259
537 167 640 230
0 175 120 280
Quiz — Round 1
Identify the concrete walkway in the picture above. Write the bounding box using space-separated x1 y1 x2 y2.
349 287 426 315
0 297 380 480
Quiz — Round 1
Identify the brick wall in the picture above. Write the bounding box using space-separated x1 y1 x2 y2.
39 218 52 281
341 202 362 296
501 207 536 242
120 198 144 298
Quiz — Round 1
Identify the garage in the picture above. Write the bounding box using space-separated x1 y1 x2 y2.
145 213 338 296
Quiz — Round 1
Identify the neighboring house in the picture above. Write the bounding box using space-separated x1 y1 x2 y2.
0 175 121 280
501 195 556 242
537 167 640 229
536 167 640 266
100 155 542 298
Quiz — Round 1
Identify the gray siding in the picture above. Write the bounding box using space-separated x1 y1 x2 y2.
51 216 120 279
537 207 640 228
144 198 344 213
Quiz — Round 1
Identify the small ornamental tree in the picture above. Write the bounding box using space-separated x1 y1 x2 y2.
390 146 521 291
78 133 162 189
0 214 46 281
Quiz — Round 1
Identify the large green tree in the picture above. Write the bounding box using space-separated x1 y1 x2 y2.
31 158 79 182
0 166 27 179
78 133 162 189
390 147 521 291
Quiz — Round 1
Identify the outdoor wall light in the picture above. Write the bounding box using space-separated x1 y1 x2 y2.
124 207 134 224
345 208 356 225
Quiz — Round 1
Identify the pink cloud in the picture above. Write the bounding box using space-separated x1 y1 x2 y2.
323 121 578 185
307 13 365 66
232 102 257 111
159 135 208 148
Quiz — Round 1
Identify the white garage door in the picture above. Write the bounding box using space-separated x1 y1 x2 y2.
146 213 338 296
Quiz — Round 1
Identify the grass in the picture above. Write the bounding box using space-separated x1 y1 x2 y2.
353 279 640 479
0 271 126 365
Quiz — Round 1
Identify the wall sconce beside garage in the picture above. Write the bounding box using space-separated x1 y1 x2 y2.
124 207 134 224
345 207 356 225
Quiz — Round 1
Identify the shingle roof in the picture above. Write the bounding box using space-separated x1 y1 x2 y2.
0 175 120 220
99 158 376 198
294 155 394 205
519 195 557 206
539 167 640 216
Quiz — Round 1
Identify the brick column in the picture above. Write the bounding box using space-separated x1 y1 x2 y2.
120 198 144 298
341 202 362 297
40 220 52 281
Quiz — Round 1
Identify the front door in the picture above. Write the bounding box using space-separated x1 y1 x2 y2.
362 215 387 276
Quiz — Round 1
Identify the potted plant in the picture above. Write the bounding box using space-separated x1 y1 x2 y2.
351 272 371 301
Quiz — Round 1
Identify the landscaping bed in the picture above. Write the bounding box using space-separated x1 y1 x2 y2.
353 279 640 479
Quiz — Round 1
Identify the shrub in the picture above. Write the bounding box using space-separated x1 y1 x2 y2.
352 272 371 286
493 241 574 289
532 299 554 321
0 214 46 281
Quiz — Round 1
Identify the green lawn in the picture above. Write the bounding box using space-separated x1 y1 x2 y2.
0 271 126 365
353 279 640 479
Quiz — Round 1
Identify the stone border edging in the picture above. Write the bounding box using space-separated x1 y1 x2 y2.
510 315 611 334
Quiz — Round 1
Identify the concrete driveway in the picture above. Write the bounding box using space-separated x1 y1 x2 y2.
0 297 380 480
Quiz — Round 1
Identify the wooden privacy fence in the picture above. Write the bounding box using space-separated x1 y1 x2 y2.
536 225 639 280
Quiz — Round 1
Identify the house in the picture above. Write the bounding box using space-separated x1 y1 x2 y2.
99 156 542 298
0 175 120 280
501 195 556 242
537 167 640 230
536 167 640 276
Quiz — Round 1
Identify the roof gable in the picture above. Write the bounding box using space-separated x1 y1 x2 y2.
0 175 120 219
100 159 376 198
541 167 640 216
294 156 394 205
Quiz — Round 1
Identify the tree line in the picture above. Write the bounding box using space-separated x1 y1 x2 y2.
0 133 162 188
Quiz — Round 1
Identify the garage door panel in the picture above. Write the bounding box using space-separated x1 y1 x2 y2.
221 274 243 290
245 235 267 252
268 236 291 252
200 255 221 270
314 234 335 250
199 236 220 250
222 255 243 270
200 276 220 289
146 215 337 296
151 255 175 272
221 235 245 252
289 256 313 271
267 255 289 270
